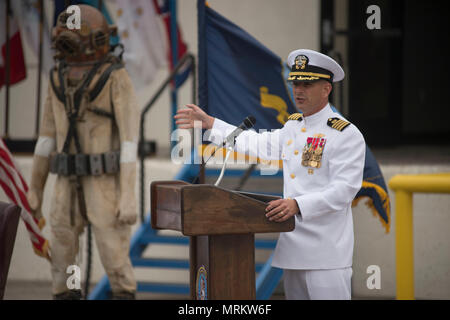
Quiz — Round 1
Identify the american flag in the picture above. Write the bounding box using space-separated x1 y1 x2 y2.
0 138 50 261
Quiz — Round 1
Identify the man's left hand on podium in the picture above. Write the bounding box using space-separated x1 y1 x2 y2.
265 198 299 222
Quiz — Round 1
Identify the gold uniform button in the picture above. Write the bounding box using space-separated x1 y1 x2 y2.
287 139 293 145
301 128 307 132
294 150 299 155
290 173 296 179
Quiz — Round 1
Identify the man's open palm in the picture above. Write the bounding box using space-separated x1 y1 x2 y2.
174 104 215 130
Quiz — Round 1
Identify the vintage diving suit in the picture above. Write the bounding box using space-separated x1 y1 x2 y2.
26 5 138 299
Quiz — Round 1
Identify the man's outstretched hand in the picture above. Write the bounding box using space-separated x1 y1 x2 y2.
174 104 215 130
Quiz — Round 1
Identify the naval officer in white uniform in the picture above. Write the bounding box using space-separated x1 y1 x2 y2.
174 49 366 300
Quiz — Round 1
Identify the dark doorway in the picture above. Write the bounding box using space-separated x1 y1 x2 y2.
322 0 450 146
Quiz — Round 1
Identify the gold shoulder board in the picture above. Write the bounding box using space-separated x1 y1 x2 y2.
327 117 351 131
288 113 303 121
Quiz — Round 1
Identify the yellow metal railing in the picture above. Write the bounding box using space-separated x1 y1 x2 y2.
388 173 450 300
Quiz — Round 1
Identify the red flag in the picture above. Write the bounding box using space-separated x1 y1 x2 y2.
0 1 27 89
0 138 51 261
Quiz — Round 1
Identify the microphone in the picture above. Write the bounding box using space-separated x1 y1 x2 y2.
190 116 256 184
222 116 256 148
214 116 256 187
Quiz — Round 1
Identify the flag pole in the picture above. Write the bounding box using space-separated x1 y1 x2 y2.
170 0 177 150
4 0 11 138
35 0 44 137
197 0 207 184
197 0 207 113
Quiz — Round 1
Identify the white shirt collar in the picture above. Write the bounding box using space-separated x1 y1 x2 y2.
303 103 333 126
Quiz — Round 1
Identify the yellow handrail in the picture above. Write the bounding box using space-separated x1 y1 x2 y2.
388 173 450 300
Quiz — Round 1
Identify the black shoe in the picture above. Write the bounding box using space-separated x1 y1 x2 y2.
111 291 136 300
53 289 82 300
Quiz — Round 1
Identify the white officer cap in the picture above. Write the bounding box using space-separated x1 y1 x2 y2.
287 49 344 83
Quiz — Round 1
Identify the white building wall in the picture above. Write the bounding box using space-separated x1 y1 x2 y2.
0 0 320 149
1 0 449 299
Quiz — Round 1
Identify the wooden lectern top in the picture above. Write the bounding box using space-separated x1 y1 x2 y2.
151 180 294 236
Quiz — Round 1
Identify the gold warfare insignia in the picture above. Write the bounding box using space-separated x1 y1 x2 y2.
327 117 350 131
295 55 309 70
302 135 326 173
288 113 303 121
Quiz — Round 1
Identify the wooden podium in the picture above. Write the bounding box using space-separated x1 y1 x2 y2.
151 181 294 300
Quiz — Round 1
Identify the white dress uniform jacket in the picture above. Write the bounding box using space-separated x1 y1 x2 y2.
206 104 366 270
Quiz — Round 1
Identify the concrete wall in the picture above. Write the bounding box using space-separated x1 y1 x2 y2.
1 0 449 299
352 164 450 299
